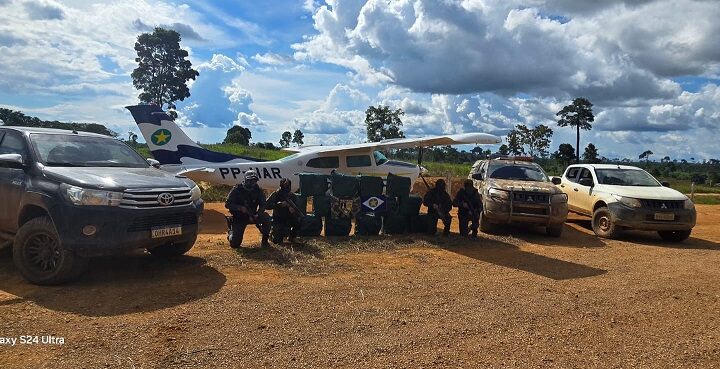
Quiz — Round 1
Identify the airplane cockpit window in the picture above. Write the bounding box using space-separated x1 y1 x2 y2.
306 156 339 168
346 155 372 167
373 151 388 165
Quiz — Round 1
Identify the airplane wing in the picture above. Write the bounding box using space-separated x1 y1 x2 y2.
297 132 502 155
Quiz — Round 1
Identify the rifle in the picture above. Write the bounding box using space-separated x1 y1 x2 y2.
458 189 481 219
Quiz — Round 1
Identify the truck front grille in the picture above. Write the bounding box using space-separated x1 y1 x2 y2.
511 192 549 204
512 206 548 216
640 199 684 210
127 213 198 232
121 187 193 209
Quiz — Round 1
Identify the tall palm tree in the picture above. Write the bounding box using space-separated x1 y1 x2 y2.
556 98 595 164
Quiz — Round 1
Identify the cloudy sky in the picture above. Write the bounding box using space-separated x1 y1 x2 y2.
1 0 718 160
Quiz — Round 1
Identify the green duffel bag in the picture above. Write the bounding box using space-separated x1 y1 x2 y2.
386 173 411 198
312 195 331 217
295 194 308 214
359 175 384 197
299 214 323 237
324 217 352 237
408 214 433 233
384 196 400 215
299 173 329 197
383 214 407 235
330 173 359 198
399 194 423 217
355 213 382 236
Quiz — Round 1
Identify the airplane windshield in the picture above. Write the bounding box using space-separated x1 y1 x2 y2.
373 151 388 165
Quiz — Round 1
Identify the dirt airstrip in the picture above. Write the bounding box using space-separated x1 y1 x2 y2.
1 203 719 368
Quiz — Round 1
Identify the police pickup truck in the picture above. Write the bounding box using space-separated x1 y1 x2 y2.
0 127 203 285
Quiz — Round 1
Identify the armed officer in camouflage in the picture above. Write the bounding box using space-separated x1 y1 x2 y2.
225 170 271 248
423 179 453 236
266 178 302 244
453 179 482 238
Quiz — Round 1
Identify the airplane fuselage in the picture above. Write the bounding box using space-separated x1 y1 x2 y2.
167 149 421 192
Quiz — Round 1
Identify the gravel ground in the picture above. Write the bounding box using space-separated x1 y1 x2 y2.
0 203 719 368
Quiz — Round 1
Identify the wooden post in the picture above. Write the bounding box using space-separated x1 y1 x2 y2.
691 182 695 202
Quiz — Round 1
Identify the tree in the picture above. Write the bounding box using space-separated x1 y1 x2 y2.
521 124 553 158
292 129 304 146
661 155 671 163
507 124 553 158
0 108 117 136
223 125 252 145
279 131 292 148
583 143 600 163
556 97 595 163
506 129 524 155
365 105 405 142
553 143 576 165
497 144 510 155
131 28 199 118
639 150 654 163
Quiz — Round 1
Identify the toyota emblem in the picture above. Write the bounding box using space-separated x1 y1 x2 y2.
157 193 175 206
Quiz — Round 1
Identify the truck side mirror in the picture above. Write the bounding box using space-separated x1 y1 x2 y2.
147 158 161 168
0 154 25 169
471 172 483 180
551 177 562 185
578 177 594 187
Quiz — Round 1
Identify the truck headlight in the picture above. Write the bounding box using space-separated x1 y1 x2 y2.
551 193 568 203
190 185 202 201
488 188 509 200
612 194 642 208
65 185 122 206
684 198 695 210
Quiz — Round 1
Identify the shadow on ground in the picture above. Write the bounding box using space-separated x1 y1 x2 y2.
423 235 607 281
0 252 226 317
567 218 720 250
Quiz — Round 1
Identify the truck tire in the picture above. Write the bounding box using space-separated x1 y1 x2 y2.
658 230 692 242
147 236 197 257
479 211 494 234
546 224 563 237
13 216 87 285
592 207 622 239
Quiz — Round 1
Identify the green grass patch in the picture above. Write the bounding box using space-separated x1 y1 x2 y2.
421 161 472 177
659 178 720 194
690 195 720 205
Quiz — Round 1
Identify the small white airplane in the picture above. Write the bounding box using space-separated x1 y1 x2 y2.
126 104 502 191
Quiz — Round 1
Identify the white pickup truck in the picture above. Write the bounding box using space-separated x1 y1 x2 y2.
553 164 696 241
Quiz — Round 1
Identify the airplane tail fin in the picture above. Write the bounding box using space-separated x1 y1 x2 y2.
126 104 261 165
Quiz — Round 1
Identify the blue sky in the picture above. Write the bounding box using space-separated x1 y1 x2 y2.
1 0 719 160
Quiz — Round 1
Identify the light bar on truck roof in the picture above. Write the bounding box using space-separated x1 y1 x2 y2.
488 154 535 162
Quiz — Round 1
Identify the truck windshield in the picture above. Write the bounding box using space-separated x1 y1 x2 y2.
488 162 548 182
30 134 149 168
595 169 660 186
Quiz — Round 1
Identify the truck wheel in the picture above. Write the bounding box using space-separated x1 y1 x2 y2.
13 216 87 285
592 207 622 239
479 212 494 234
148 236 197 257
546 224 563 237
658 230 692 242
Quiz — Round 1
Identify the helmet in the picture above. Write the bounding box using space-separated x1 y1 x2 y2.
244 170 259 181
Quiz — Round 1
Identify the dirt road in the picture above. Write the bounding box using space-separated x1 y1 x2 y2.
1 204 719 368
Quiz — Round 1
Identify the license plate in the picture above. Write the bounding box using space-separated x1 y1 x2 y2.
654 213 675 221
151 225 182 238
